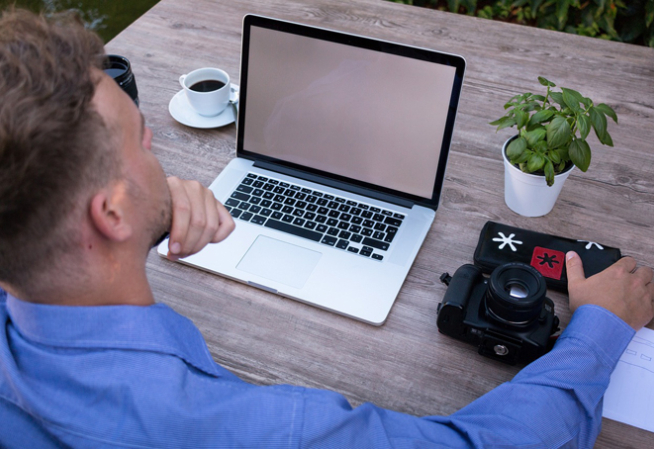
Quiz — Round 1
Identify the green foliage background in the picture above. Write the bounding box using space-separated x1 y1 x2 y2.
388 0 654 47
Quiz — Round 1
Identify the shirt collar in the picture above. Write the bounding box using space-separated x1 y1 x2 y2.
5 293 221 377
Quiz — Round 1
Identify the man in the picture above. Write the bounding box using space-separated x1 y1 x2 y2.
1 9 652 449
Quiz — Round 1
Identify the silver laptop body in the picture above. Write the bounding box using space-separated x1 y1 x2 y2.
159 15 466 325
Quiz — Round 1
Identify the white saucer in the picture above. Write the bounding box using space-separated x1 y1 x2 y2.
169 84 239 129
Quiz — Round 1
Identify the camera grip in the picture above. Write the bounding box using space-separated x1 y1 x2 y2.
437 264 484 336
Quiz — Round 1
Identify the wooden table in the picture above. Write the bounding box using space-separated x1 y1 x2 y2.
106 0 654 446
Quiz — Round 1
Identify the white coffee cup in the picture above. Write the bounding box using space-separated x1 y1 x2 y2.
179 68 236 117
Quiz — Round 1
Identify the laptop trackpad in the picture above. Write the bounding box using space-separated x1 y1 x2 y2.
237 235 322 289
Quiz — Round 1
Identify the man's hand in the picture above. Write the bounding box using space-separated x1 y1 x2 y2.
166 176 235 260
566 251 654 330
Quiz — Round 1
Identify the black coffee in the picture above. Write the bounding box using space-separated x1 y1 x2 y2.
189 80 225 92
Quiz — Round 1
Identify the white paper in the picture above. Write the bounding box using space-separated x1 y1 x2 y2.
602 327 654 433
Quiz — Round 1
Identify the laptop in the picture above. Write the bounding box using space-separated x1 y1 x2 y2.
158 15 466 325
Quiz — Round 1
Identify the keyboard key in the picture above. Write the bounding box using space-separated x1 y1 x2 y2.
313 191 323 197
295 201 307 209
306 196 317 204
346 200 358 206
230 209 243 218
257 176 268 182
336 239 349 249
358 204 369 210
274 194 285 202
271 203 283 211
262 193 274 200
295 192 306 200
370 207 381 213
328 201 339 209
288 185 299 191
237 185 253 193
328 210 340 218
318 207 329 215
317 198 328 206
351 216 363 225
240 212 254 221
306 204 318 212
265 219 322 242
351 234 363 243
231 191 250 202
347 247 359 254
372 254 384 261
272 211 283 220
301 188 312 194
393 213 405 219
262 183 274 191
282 214 294 223
349 224 362 233
250 215 266 225
250 205 262 214
363 220 374 228
293 217 305 226
361 228 373 236
269 179 279 185
362 237 389 251
261 208 272 217
386 226 398 235
246 173 257 178
273 186 285 194
337 222 349 230
321 236 337 246
384 233 395 243
284 189 296 197
315 215 327 224
373 213 384 221
324 194 335 200
316 224 328 233
240 203 251 211
304 212 316 221
374 223 386 231
292 209 305 217
381 210 393 216
327 218 338 227
350 208 362 216
384 217 403 227
242 178 254 185
250 197 261 205
284 198 296 206
225 198 240 207
282 206 293 214
304 221 317 230
327 227 339 236
338 204 350 212
361 211 373 219
261 199 272 208
373 231 385 240
338 230 351 239
360 248 372 257
253 181 264 188
279 182 290 187
339 213 352 221
335 197 346 203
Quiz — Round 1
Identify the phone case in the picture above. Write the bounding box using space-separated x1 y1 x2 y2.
473 221 621 291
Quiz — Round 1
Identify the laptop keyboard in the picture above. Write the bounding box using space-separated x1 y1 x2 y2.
223 173 405 261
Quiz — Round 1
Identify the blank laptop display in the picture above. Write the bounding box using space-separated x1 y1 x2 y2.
158 15 466 325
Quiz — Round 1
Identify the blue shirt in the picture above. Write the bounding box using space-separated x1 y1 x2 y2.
0 288 634 448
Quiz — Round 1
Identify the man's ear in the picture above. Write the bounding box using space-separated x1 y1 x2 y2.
89 183 133 242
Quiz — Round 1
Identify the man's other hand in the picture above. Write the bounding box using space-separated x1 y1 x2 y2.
566 252 654 330
166 176 235 260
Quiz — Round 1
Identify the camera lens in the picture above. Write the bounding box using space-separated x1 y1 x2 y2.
103 55 139 106
485 263 547 325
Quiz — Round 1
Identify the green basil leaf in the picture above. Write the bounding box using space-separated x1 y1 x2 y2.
538 76 555 87
514 149 530 164
506 136 527 160
589 106 608 142
549 150 561 164
595 103 618 123
527 153 545 172
581 97 592 108
577 113 591 140
546 115 572 149
562 90 581 112
515 109 529 128
525 127 547 146
569 138 591 172
601 130 614 147
549 91 565 107
535 141 548 153
528 109 555 126
490 116 516 130
561 87 584 103
544 160 555 186
531 95 546 102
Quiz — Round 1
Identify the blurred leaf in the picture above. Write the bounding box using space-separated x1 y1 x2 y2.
515 108 529 128
577 113 591 139
538 76 556 87
527 153 545 172
526 127 547 146
595 103 618 123
563 90 581 112
589 106 608 141
556 0 571 30
490 116 517 130
507 136 527 159
549 91 566 107
569 138 591 171
529 109 555 126
549 149 561 164
547 115 572 148
544 160 555 186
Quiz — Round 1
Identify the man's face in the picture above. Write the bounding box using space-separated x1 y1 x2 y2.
92 70 172 250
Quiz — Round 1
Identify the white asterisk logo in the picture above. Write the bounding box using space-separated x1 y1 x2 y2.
577 240 604 250
492 232 523 252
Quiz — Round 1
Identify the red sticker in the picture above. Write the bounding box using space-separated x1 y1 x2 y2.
530 247 565 280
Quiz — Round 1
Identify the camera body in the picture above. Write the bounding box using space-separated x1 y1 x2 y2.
437 263 559 365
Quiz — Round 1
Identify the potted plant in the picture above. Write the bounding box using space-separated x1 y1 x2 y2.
490 76 618 217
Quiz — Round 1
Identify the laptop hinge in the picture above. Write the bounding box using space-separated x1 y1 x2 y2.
253 160 415 208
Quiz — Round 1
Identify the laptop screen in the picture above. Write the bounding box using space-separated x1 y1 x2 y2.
238 16 466 206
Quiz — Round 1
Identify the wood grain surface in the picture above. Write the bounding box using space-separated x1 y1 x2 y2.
106 0 654 446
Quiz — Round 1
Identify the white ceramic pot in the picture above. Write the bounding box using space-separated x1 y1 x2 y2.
502 137 574 217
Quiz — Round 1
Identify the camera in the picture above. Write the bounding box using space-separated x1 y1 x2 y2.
103 55 139 106
437 263 559 365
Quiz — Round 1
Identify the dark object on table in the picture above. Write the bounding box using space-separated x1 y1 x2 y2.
103 54 139 106
474 221 621 291
437 263 559 365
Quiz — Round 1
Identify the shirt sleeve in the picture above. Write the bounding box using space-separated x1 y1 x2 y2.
296 305 635 448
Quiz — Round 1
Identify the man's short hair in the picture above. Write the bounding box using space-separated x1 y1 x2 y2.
0 9 119 290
